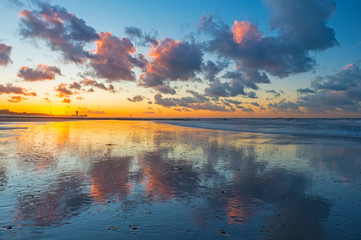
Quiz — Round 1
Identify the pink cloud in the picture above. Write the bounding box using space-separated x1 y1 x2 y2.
232 21 262 45
90 32 138 81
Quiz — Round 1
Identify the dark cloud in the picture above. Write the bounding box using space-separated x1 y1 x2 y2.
301 64 361 112
269 63 361 114
202 60 228 82
298 91 358 112
246 91 257 99
242 107 254 112
90 32 139 81
205 79 240 97
0 83 36 96
80 78 116 93
200 16 314 78
264 0 338 51
311 64 360 92
18 4 145 83
205 70 266 98
266 89 283 98
17 64 61 81
127 95 145 102
139 38 203 94
199 0 337 80
297 88 315 94
249 101 266 110
125 26 158 46
223 70 269 90
19 3 99 63
0 43 12 66
223 98 242 105
69 82 82 90
268 99 302 113
154 92 238 112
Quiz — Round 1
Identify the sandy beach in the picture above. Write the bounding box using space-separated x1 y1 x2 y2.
0 120 361 239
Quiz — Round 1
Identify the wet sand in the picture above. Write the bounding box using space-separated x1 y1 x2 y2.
0 120 360 239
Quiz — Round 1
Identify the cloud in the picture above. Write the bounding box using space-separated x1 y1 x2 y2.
266 89 284 98
270 63 361 113
89 32 140 81
298 91 358 112
62 98 71 103
125 26 158 46
154 92 239 112
249 101 266 110
0 83 36 96
0 43 12 66
80 78 116 93
127 95 145 102
139 38 203 94
232 20 263 45
311 64 360 92
202 60 228 82
205 70 267 97
242 107 254 112
17 64 61 81
8 96 26 103
69 82 82 90
19 3 98 63
54 83 74 97
268 99 302 113
263 0 338 51
199 0 337 81
297 88 315 94
200 16 314 78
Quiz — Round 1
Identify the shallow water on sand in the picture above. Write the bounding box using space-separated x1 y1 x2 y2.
0 120 360 239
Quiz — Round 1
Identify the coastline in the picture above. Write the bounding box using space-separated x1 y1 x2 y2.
2 116 361 140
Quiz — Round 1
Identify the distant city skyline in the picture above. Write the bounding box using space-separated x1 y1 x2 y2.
0 0 361 117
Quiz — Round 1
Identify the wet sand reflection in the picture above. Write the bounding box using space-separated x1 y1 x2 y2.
0 121 360 239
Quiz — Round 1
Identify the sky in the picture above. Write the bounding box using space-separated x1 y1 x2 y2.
0 0 361 118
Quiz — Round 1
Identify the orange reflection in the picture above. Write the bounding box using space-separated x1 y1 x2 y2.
226 198 250 225
90 157 133 202
137 153 174 201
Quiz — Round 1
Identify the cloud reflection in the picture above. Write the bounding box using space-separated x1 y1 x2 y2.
0 121 359 239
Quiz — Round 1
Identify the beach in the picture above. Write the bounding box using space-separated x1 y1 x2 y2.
0 119 360 239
